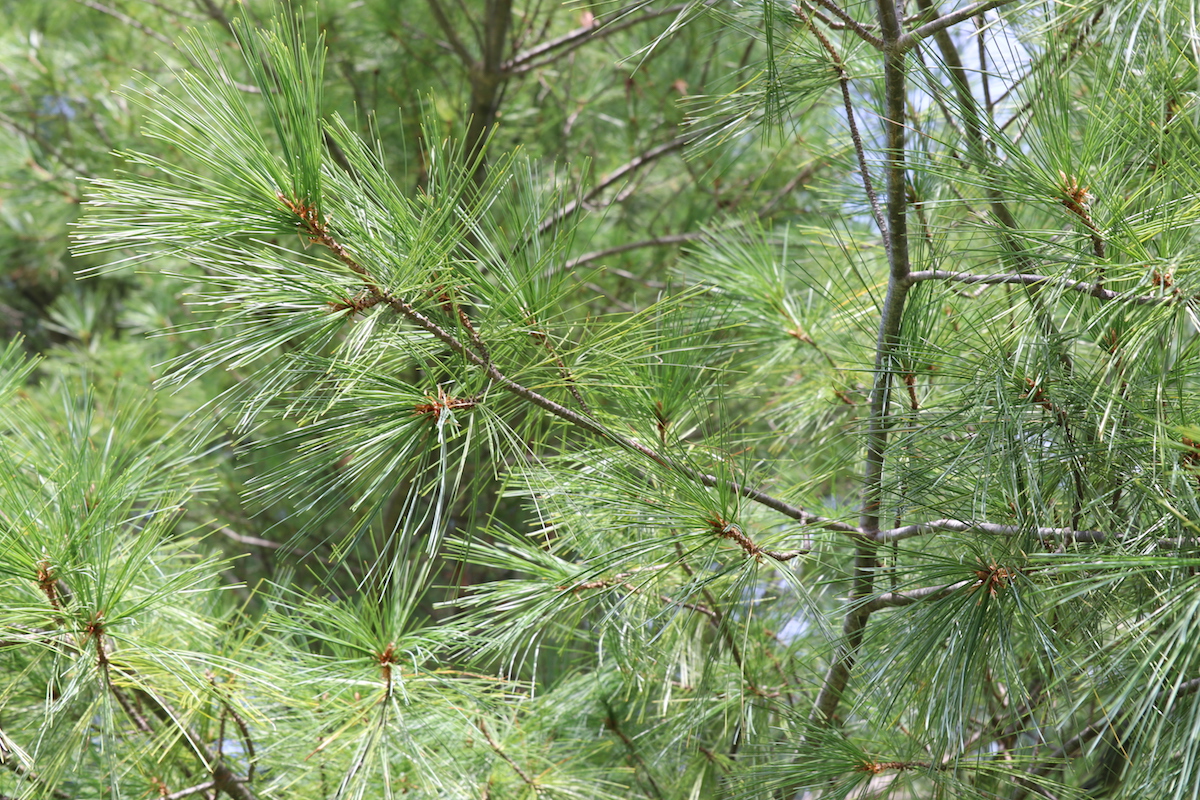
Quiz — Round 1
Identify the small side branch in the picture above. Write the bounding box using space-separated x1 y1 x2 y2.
505 3 691 74
793 5 887 239
865 580 970 611
422 0 477 66
898 0 1018 52
283 193 857 537
807 0 885 49
477 721 540 792
904 270 1183 307
538 132 698 236
166 781 218 800
73 0 175 46
874 518 1110 544
561 232 706 272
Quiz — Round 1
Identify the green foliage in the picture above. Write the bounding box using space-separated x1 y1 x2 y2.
7 0 1200 798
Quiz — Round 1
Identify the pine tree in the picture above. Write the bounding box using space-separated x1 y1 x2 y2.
4 1 1200 798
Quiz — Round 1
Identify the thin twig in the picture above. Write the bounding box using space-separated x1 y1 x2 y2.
166 781 218 800
865 581 971 611
898 0 1018 51
807 0 884 48
603 704 666 799
422 0 477 66
903 270 1184 306
141 692 259 800
191 0 234 33
537 131 700 236
477 720 540 792
561 232 705 272
73 0 175 45
794 4 887 239
505 3 691 74
874 518 1110 544
0 112 91 177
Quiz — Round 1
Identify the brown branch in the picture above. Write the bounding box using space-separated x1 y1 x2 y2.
903 269 1184 306
806 0 884 49
874 518 1110 544
505 3 691 75
898 0 1018 52
794 4 887 239
477 720 540 792
710 518 809 562
537 131 699 236
283 194 859 536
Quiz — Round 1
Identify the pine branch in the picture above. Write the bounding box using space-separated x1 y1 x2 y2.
504 3 691 75
904 270 1181 306
805 0 884 49
875 518 1111 544
165 782 217 800
422 0 476 66
865 581 969 611
72 0 175 46
537 131 698 236
282 191 857 535
793 4 887 239
141 692 259 800
809 0 912 731
898 0 1018 52
561 232 705 272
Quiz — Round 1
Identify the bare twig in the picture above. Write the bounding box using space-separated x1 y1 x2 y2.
898 0 1018 51
562 232 705 272
192 0 234 33
865 581 970 611
604 705 666 799
903 270 1183 306
874 518 1110 544
73 0 175 45
477 720 540 792
166 781 218 800
538 131 699 236
422 0 476 66
794 5 887 239
0 112 91 178
807 0 884 48
141 692 259 800
505 3 691 75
